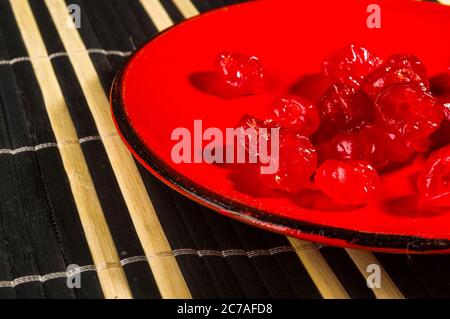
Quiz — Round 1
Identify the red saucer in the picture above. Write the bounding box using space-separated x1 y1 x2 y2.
111 0 450 253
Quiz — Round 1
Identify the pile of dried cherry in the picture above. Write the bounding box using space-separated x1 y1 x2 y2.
214 45 450 207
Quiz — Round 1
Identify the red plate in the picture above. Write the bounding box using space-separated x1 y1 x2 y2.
111 0 450 253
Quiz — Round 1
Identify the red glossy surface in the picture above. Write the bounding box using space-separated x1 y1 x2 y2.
418 145 450 208
315 160 380 206
113 0 450 252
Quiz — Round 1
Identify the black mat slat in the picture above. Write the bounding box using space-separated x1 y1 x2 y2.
375 254 431 299
191 0 212 12
160 0 185 24
228 220 296 298
259 232 322 299
200 206 274 298
126 0 160 39
405 255 450 298
110 0 149 48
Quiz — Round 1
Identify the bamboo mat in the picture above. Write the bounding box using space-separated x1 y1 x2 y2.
0 0 449 299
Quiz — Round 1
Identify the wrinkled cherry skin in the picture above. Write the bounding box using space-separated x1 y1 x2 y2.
319 133 364 162
385 54 428 80
375 84 444 140
317 83 375 138
260 133 317 193
418 145 450 207
236 114 279 161
384 129 432 162
315 160 380 205
443 99 450 121
360 126 390 167
216 52 266 95
322 44 382 88
385 131 415 162
320 126 388 169
362 54 429 99
270 95 320 137
430 97 450 150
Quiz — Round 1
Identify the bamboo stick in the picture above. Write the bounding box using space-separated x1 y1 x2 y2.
288 238 350 299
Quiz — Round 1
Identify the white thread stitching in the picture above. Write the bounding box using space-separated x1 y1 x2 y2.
0 133 118 155
0 244 325 288
0 49 132 66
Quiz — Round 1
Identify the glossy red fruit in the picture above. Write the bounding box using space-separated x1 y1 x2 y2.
321 126 388 169
317 83 375 137
236 114 279 161
322 44 382 88
443 99 450 121
385 130 415 162
216 52 266 95
375 84 444 140
315 160 380 205
320 133 364 162
434 93 450 121
360 126 390 168
384 130 430 163
418 145 450 207
260 133 317 193
412 136 431 153
270 95 320 136
362 54 429 99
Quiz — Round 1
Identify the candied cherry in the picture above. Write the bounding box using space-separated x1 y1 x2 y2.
375 84 444 140
360 125 390 167
443 99 450 120
429 97 450 149
270 95 320 136
236 114 279 161
320 126 388 169
317 83 375 137
315 160 380 205
384 130 415 162
386 54 428 79
216 52 266 95
260 133 317 193
362 54 429 99
322 44 382 88
418 145 450 207
320 133 364 162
